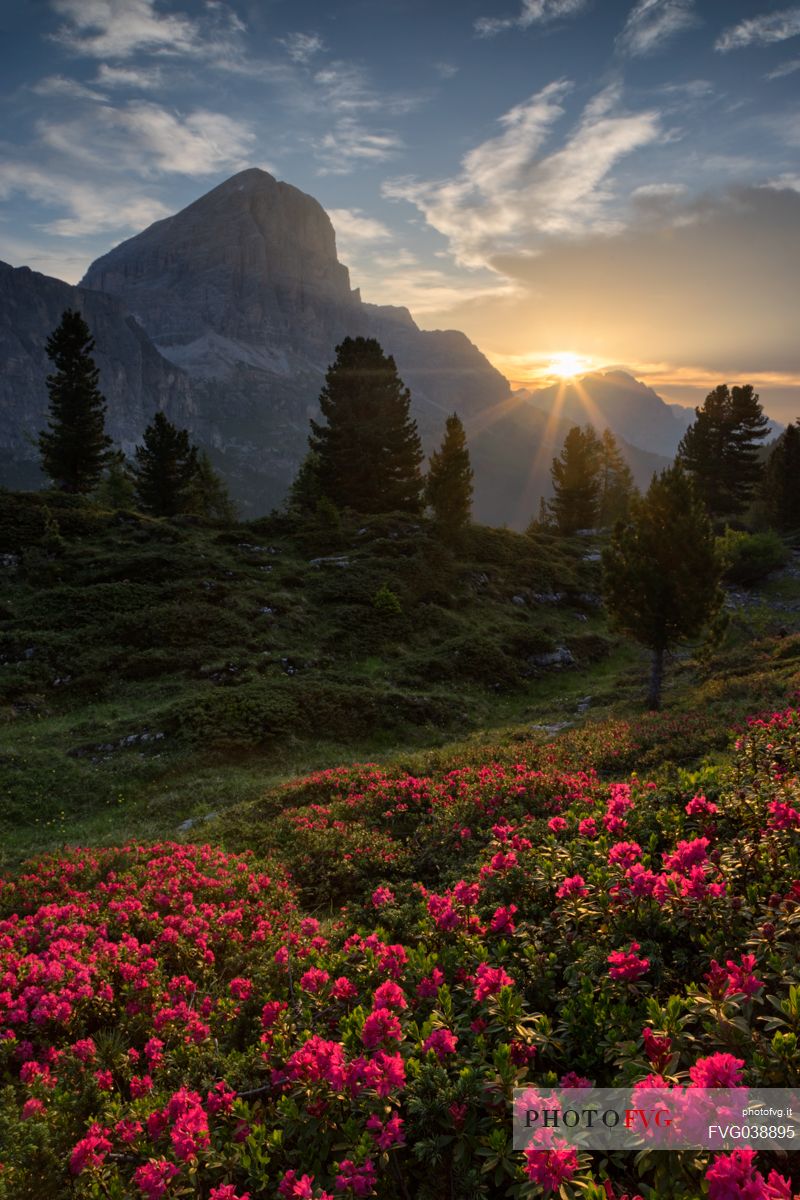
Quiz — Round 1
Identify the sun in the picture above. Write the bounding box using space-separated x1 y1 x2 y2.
547 351 592 379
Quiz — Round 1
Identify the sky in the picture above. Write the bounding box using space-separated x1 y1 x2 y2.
1 0 800 419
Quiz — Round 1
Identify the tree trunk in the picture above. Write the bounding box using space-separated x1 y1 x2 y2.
647 646 665 710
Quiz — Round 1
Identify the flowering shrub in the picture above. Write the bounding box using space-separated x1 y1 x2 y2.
1 708 800 1197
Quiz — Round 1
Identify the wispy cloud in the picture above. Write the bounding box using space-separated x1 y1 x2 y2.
716 6 800 52
94 63 164 89
280 32 325 64
617 0 698 57
475 0 588 38
32 74 106 101
326 207 393 262
38 103 255 177
0 162 170 237
383 82 661 268
312 62 422 117
767 57 800 78
50 0 247 66
314 118 403 174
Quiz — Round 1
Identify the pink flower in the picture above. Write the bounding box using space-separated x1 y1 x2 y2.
372 980 407 1010
335 1158 377 1196
261 1000 288 1028
229 976 253 1001
689 1052 745 1089
70 1123 112 1174
560 1071 592 1088
132 1159 181 1199
706 1148 792 1200
331 976 358 1001
607 943 650 982
371 886 395 908
556 874 588 899
300 967 330 993
206 1080 236 1114
686 794 718 817
416 967 444 998
579 817 598 838
473 962 514 1002
642 1028 672 1071
490 904 517 934
523 1139 579 1192
361 1008 402 1049
131 1074 153 1097
21 1098 45 1119
366 1112 405 1149
278 1171 315 1199
548 817 568 834
95 1068 113 1090
725 953 764 998
209 1187 251 1200
608 841 642 869
423 1028 458 1059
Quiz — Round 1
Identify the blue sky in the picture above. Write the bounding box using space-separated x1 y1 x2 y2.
1 0 800 415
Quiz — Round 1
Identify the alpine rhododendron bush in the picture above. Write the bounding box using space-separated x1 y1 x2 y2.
1 708 799 1198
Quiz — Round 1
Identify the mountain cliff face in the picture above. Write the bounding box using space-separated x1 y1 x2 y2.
80 169 511 515
0 260 194 490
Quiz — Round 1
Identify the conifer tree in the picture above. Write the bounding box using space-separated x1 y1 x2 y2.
309 337 423 514
184 451 237 523
597 428 637 526
426 412 473 536
602 464 721 710
762 422 800 531
287 451 324 517
38 309 113 493
548 425 601 535
132 412 198 517
94 452 136 511
677 384 769 517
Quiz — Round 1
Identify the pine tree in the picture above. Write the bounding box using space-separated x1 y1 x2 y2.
426 413 473 537
601 464 722 710
287 451 324 517
132 412 198 517
548 425 601 535
38 309 113 493
597 428 637 526
677 384 770 517
309 337 424 514
93 451 136 511
184 451 237 523
762 422 800 531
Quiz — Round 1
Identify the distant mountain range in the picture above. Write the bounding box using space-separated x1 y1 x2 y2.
1 167 701 526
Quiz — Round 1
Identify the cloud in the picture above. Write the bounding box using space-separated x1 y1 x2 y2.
314 118 403 174
38 102 255 177
312 62 422 116
617 0 698 56
716 6 800 52
383 82 661 267
475 0 589 38
32 75 106 101
767 57 800 78
280 32 325 63
327 208 392 242
0 162 171 237
94 63 163 89
49 0 247 68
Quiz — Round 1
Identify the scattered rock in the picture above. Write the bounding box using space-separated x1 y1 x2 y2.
529 646 576 670
530 720 574 734
309 555 350 567
576 695 592 714
511 595 526 606
178 818 196 833
532 591 564 605
0 553 19 570
582 550 602 562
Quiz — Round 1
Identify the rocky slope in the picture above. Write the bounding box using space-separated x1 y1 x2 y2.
0 261 193 491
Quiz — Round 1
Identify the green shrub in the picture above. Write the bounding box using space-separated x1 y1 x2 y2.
372 583 403 617
716 528 788 585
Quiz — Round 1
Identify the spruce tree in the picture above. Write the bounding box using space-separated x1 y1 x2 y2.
38 309 113 493
309 337 424 514
677 384 769 517
548 425 601 535
184 451 237 523
94 452 136 511
602 464 722 710
287 451 324 517
426 412 473 537
597 428 637 526
762 422 800 531
132 412 198 517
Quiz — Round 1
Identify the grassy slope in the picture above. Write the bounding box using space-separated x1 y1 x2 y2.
1 490 618 869
3 489 800 875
